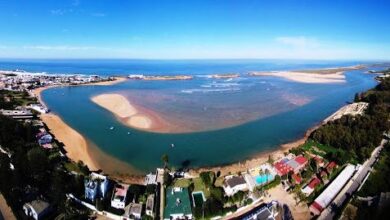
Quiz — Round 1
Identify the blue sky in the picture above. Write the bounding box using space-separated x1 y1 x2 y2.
0 0 389 60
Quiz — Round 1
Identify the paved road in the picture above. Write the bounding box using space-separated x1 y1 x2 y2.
318 139 387 220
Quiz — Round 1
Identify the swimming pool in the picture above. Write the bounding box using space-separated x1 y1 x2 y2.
192 191 206 207
255 174 274 185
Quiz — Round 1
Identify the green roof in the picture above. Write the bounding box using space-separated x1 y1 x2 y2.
164 187 192 219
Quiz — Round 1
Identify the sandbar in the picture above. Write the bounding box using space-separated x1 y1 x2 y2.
91 94 153 130
249 71 346 84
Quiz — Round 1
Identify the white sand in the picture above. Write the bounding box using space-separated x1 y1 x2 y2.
91 93 153 130
250 71 346 84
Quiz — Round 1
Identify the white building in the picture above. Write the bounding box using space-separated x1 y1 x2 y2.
127 203 142 219
146 194 155 217
23 200 51 220
223 175 248 196
84 172 110 202
310 164 356 215
111 184 129 209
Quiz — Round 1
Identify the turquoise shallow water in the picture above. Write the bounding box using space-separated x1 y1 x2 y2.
40 66 378 173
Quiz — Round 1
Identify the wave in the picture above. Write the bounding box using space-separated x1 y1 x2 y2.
200 81 241 88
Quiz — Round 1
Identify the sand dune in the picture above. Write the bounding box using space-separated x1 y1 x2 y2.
91 93 153 130
250 71 346 84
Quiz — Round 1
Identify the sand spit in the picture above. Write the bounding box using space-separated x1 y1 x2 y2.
249 65 366 84
249 71 346 84
91 94 153 130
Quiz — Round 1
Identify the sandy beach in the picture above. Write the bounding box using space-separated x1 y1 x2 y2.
40 113 99 170
91 94 154 130
249 70 346 84
30 77 150 180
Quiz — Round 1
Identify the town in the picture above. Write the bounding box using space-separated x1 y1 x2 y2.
1 68 390 220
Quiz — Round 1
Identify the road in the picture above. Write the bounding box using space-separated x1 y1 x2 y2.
318 139 387 220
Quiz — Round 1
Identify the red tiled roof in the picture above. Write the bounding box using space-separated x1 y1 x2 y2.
292 174 302 184
308 177 321 189
274 161 293 176
295 155 308 165
326 161 337 170
310 201 324 212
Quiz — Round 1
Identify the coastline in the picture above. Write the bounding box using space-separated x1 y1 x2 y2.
31 69 366 180
188 125 319 177
40 113 99 171
31 77 146 178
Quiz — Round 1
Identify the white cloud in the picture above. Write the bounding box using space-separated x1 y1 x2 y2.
23 45 96 51
275 36 319 48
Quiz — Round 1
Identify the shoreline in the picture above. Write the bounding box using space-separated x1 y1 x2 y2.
31 69 363 180
31 77 150 181
188 125 319 177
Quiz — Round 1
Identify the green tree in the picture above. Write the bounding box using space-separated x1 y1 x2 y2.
163 171 172 186
264 168 270 184
27 147 48 177
200 172 212 188
161 154 169 168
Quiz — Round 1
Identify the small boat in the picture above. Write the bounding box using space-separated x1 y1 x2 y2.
109 126 115 130
127 131 131 135
171 143 175 148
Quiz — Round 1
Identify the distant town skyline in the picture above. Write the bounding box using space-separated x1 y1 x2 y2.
0 0 389 60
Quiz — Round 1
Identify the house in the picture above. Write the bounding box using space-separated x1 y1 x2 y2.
84 172 110 202
23 200 51 220
274 155 308 176
146 194 155 217
0 109 34 119
127 203 143 219
292 155 308 172
111 183 129 209
28 104 49 114
164 187 193 220
326 161 337 173
292 173 302 184
301 177 321 195
38 134 53 145
274 158 294 176
145 172 157 185
223 175 248 196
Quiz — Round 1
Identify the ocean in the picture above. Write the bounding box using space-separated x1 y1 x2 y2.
0 59 380 173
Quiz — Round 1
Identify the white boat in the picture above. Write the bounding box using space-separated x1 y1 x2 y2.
110 126 115 130
171 143 175 148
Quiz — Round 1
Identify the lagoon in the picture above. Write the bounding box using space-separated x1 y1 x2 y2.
32 60 379 173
